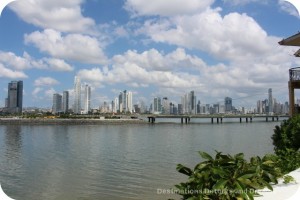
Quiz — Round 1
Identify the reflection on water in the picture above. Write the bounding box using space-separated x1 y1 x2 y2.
4 126 22 159
0 122 279 200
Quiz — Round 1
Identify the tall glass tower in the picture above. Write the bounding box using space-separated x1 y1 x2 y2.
73 76 81 114
62 91 69 113
7 80 23 114
83 84 91 114
268 88 273 114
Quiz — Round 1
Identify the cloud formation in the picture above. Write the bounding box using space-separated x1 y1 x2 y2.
125 0 214 16
34 77 60 87
9 0 96 33
0 63 27 79
25 29 108 65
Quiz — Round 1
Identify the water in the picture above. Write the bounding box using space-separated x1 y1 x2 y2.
0 121 281 200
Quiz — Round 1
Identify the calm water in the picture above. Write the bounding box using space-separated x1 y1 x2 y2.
0 121 281 200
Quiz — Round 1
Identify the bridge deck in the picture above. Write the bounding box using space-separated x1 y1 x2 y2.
146 115 288 124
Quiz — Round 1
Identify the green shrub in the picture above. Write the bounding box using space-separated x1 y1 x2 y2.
272 115 300 153
173 116 300 200
174 151 279 200
271 115 300 173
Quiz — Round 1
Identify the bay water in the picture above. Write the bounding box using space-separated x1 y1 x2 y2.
0 120 281 200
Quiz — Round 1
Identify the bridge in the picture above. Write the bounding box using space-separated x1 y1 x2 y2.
146 114 288 124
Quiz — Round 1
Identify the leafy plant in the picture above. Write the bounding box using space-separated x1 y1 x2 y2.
283 175 296 184
175 151 279 200
173 116 300 200
272 116 300 153
271 116 300 173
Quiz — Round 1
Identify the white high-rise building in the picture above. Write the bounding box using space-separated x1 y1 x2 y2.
113 97 119 113
127 91 133 113
153 97 162 114
118 90 133 113
181 91 197 114
73 76 81 114
83 84 91 114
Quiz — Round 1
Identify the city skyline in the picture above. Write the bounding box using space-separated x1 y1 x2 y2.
1 1 300 108
5 78 286 115
0 78 292 115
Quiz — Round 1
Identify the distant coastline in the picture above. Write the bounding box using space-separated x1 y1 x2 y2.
0 118 147 125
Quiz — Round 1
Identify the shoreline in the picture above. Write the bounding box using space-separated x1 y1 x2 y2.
0 118 148 125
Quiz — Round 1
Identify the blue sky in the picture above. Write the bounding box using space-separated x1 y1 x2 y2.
0 0 300 109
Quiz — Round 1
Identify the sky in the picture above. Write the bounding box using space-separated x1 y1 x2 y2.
0 0 300 109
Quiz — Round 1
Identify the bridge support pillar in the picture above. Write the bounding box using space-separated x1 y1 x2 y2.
277 116 279 121
250 118 252 123
240 118 242 123
211 118 214 124
185 118 188 124
221 118 223 123
246 118 248 123
150 117 155 123
272 117 274 122
217 118 219 124
266 117 268 122
181 118 183 124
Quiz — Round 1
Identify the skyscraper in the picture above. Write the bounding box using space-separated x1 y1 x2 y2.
162 97 170 114
153 97 162 114
73 76 81 114
181 91 197 114
225 97 232 113
62 91 69 113
83 84 91 114
52 93 62 114
7 80 23 114
189 91 197 114
113 97 119 113
268 88 273 114
127 91 133 113
118 90 133 113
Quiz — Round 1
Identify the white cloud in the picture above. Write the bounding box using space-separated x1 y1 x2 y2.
0 63 28 79
0 51 75 74
43 58 74 71
278 0 300 17
25 29 108 65
34 77 60 87
44 88 57 99
137 8 274 62
32 87 43 97
9 0 96 33
113 48 206 71
222 0 268 6
77 48 205 90
124 0 214 16
0 51 46 70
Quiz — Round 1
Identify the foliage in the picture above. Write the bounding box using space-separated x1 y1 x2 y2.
271 115 300 173
175 151 279 200
273 149 300 174
283 175 296 184
173 116 300 199
272 115 300 153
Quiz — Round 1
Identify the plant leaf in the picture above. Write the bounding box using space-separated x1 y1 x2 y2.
212 179 228 190
199 151 213 161
177 164 193 176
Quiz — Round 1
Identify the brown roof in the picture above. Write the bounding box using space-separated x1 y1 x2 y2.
279 32 300 46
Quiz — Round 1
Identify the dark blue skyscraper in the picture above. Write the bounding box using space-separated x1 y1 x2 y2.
7 81 23 114
225 97 232 113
